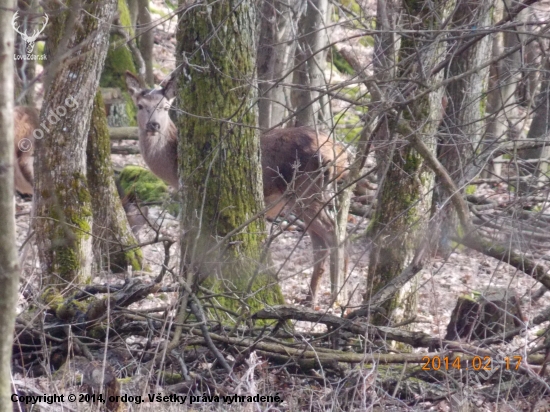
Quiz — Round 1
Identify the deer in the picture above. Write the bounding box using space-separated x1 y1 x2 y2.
125 71 349 304
12 106 148 236
14 106 38 196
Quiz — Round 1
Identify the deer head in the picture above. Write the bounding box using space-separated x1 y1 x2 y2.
12 11 49 54
125 71 177 138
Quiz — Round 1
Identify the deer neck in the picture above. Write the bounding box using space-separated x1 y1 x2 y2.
138 120 178 187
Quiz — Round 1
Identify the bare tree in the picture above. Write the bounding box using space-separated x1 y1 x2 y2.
34 0 117 286
257 0 301 129
366 0 449 324
136 0 154 86
434 0 492 256
174 0 283 331
292 0 331 127
0 0 19 407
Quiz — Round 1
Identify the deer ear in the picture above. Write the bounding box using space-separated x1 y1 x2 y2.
161 75 178 101
125 71 142 97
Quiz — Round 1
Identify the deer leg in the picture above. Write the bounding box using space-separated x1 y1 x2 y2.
299 197 340 304
305 231 329 304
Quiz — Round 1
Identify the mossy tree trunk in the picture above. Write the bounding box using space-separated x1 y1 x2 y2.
34 0 117 287
175 0 284 314
0 0 19 407
100 0 138 127
366 0 449 325
86 92 143 273
434 0 491 256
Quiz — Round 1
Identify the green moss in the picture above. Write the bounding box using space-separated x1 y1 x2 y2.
119 166 169 202
87 325 107 340
332 47 355 75
204 271 283 326
118 0 133 30
35 41 46 65
150 5 170 16
359 36 374 47
341 0 361 14
157 372 183 384
55 299 89 321
99 0 137 126
465 185 476 195
41 288 64 311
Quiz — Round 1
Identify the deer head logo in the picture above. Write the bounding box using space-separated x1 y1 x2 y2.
12 11 49 54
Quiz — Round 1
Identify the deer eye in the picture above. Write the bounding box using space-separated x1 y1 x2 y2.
137 104 143 110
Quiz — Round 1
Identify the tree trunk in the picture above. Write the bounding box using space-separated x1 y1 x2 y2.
13 0 36 106
100 0 138 127
484 0 524 178
87 92 143 273
35 0 117 287
518 57 550 193
434 0 492 256
0 1 19 408
367 0 448 325
257 0 301 129
137 0 154 86
292 0 331 127
176 0 284 313
127 0 138 27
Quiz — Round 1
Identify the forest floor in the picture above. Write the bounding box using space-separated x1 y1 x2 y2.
12 1 550 409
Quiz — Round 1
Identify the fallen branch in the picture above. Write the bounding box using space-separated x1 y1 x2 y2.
111 145 139 155
109 127 139 140
457 235 550 289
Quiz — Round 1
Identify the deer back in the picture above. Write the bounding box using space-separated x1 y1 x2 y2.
261 127 348 199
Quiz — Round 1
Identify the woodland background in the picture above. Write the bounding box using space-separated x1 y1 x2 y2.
2 0 550 410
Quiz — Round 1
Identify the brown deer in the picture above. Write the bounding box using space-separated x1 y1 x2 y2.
125 71 349 303
14 106 38 196
12 106 148 236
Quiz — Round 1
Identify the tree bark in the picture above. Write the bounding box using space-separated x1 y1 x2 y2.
518 57 550 194
484 0 524 177
257 0 301 129
0 0 19 408
292 0 331 127
434 0 492 256
137 0 154 86
87 92 143 273
176 0 284 315
100 0 137 127
35 0 117 286
367 0 448 325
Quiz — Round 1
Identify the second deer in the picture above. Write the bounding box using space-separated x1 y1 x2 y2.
13 105 148 236
125 72 349 303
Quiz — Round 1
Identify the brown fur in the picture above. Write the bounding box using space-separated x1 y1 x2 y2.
14 106 39 195
13 105 149 235
126 71 349 303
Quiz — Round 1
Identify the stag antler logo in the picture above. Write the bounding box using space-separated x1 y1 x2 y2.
12 11 49 54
